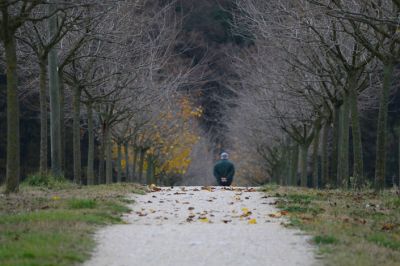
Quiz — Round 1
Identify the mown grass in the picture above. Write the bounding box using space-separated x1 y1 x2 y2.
0 182 146 266
261 186 400 266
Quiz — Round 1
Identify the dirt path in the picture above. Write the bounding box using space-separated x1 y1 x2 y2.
84 186 318 266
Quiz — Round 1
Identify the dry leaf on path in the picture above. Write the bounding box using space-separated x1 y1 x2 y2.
248 218 257 224
199 217 209 223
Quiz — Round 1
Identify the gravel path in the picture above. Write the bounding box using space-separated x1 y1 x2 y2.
84 186 318 266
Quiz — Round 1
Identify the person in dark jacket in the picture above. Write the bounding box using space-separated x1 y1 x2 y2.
213 152 235 186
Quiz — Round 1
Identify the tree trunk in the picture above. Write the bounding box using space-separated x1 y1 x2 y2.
117 143 122 183
289 144 299 186
5 34 20 193
146 154 153 185
105 126 113 184
39 58 48 176
321 123 329 188
311 129 320 188
331 104 341 187
398 131 400 187
87 103 94 185
98 126 105 184
59 71 65 173
48 3 62 177
152 163 156 185
349 83 364 189
338 97 350 187
124 142 129 181
138 148 146 184
300 143 308 187
72 85 81 184
375 62 394 190
131 146 138 182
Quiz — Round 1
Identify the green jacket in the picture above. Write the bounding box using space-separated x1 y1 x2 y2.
213 159 235 181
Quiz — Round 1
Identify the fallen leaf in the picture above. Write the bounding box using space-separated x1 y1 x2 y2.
198 217 209 223
222 219 232 223
280 210 289 216
52 196 60 201
248 218 257 224
382 223 396 231
188 207 195 210
149 184 161 192
268 212 282 218
241 208 252 217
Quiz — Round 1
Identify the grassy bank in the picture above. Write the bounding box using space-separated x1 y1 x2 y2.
0 182 146 266
261 186 400 266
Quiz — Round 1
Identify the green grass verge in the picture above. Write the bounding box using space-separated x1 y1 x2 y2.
261 186 400 266
0 183 146 266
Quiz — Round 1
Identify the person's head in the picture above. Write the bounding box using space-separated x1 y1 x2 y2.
220 152 229 160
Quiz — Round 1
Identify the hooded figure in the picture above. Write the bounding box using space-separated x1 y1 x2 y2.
213 152 235 186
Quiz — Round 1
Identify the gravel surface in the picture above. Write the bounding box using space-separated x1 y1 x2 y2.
84 186 318 266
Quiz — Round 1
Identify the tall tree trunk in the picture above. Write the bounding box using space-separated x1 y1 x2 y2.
87 103 94 185
138 148 146 184
39 58 48 176
124 142 129 181
331 104 341 187
98 125 105 184
312 129 321 188
105 126 112 184
300 143 308 187
338 97 350 187
72 86 81 184
398 130 400 188
59 71 65 173
375 62 394 190
117 143 122 183
146 154 153 185
48 3 62 177
151 162 156 185
289 144 299 186
321 123 329 188
349 83 364 189
5 34 20 193
131 146 138 182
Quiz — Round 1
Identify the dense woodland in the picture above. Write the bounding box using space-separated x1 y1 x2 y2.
0 0 400 192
